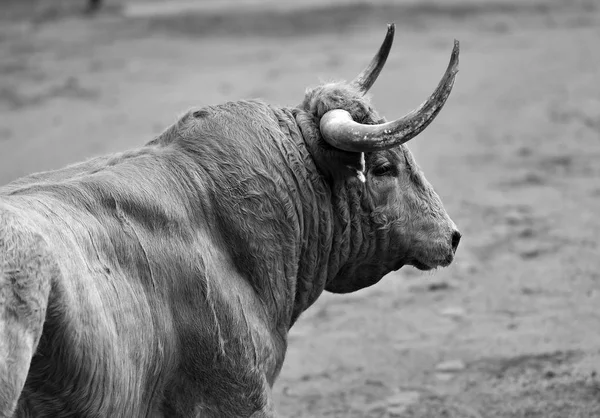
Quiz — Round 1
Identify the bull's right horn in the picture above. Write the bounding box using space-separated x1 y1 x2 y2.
320 40 460 153
351 23 395 94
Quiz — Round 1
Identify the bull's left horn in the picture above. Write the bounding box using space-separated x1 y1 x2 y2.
320 40 460 153
351 23 395 94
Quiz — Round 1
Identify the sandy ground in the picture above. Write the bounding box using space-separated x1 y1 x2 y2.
1 1 600 416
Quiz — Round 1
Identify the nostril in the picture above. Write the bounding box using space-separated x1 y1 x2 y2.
451 230 461 252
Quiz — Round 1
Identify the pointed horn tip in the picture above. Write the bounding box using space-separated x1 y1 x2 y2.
351 22 396 94
452 39 460 59
449 39 460 74
382 23 395 47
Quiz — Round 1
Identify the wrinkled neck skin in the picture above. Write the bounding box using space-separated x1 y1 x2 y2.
294 109 390 296
290 109 386 320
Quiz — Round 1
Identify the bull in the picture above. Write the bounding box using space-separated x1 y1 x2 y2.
0 24 461 417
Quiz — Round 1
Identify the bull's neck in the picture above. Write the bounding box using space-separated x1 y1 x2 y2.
289 182 370 323
287 110 371 325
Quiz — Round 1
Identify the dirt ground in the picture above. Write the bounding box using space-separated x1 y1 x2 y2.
1 1 600 416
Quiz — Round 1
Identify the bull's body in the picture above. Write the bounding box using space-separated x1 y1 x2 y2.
0 25 461 417
1 103 324 416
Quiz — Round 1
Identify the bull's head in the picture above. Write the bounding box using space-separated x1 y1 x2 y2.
298 24 461 293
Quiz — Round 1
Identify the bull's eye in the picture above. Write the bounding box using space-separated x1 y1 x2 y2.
371 164 395 177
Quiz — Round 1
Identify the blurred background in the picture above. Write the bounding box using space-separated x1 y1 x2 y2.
1 0 599 416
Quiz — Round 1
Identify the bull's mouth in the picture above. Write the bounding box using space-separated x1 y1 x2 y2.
391 254 454 272
410 253 454 271
411 260 434 271
390 259 435 272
